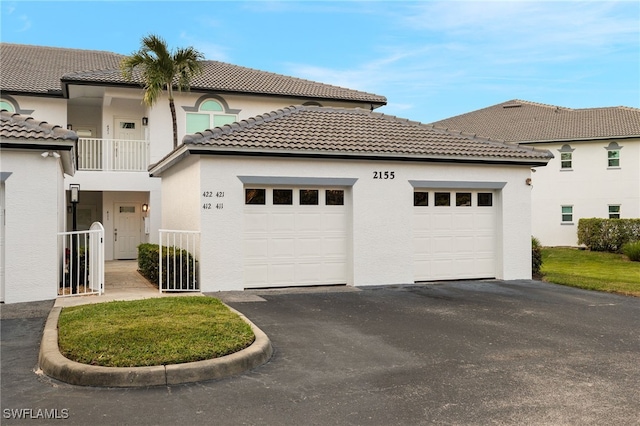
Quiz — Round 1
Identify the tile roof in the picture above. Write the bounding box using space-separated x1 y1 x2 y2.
431 99 640 143
0 110 77 142
1 43 387 104
180 106 552 164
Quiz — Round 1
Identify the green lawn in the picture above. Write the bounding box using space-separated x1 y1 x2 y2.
58 297 255 367
541 247 640 297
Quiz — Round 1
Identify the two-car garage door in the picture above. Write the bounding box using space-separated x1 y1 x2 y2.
243 187 348 288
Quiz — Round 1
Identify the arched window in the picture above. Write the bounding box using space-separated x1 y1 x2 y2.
558 144 574 170
184 97 239 134
605 142 622 168
0 99 16 112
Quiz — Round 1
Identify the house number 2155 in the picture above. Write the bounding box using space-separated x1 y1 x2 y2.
373 171 395 179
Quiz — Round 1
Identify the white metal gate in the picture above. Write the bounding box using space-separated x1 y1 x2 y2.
58 222 105 297
159 229 200 292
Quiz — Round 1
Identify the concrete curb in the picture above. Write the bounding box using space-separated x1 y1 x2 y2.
38 305 273 387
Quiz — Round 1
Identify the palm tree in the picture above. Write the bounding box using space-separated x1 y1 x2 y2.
121 35 204 149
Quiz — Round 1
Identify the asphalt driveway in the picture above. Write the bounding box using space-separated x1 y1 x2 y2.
2 280 639 425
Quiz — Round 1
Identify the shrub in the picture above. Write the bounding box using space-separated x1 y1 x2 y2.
138 243 198 289
622 241 640 262
531 236 543 276
578 218 640 253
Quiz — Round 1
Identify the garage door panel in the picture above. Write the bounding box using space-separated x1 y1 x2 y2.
244 239 268 259
245 212 268 233
270 213 296 232
270 238 295 258
414 190 496 281
245 187 349 288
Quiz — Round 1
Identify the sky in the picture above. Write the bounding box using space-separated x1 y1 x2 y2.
1 1 639 123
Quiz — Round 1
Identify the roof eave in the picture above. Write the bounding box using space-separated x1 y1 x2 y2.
519 134 640 144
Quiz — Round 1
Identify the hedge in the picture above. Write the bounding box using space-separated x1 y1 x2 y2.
138 243 198 289
577 218 640 253
531 236 543 275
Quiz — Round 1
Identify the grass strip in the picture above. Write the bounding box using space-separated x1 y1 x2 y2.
58 297 255 367
541 247 640 297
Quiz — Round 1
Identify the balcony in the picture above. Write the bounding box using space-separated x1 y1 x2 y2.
78 138 150 172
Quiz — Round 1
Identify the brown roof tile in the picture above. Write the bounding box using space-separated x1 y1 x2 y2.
0 110 77 141
2 43 387 104
431 99 640 142
181 106 552 163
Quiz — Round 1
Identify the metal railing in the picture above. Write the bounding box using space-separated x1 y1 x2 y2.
58 222 104 297
159 229 200 292
78 138 150 171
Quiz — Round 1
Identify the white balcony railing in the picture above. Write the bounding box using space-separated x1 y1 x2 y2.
78 138 150 172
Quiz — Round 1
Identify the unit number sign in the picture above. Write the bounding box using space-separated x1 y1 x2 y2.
202 191 224 212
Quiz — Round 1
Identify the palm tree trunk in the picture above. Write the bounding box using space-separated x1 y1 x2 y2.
169 99 178 149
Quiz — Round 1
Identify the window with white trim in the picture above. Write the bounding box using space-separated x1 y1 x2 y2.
608 205 620 219
186 99 237 134
558 144 574 170
561 205 573 223
605 142 622 168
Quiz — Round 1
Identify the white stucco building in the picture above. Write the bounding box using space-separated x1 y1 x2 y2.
432 100 640 246
0 111 76 303
150 106 552 292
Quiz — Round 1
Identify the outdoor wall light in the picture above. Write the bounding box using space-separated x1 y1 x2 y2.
142 117 148 126
70 184 80 203
142 203 149 212
67 124 72 130
526 178 532 186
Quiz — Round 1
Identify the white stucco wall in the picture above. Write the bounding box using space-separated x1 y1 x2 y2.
530 139 640 246
159 156 534 293
10 96 68 127
1 148 65 303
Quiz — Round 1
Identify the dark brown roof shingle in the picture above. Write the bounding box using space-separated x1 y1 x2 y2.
1 43 387 104
0 110 77 141
181 106 552 163
431 99 640 143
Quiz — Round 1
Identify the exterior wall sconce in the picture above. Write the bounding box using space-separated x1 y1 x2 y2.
526 178 532 186
142 117 148 126
70 184 80 203
142 203 149 212
67 124 72 130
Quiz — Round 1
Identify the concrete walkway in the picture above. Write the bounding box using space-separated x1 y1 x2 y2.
55 260 165 308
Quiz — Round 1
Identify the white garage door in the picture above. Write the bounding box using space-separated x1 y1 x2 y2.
244 187 348 288
414 190 496 281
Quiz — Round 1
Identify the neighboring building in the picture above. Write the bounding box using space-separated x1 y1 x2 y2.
431 100 640 246
0 111 76 303
150 105 552 292
1 43 386 261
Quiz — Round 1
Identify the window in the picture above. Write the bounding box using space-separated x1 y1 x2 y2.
558 144 574 169
273 189 293 205
605 142 622 168
245 189 265 205
326 190 344 206
300 190 319 205
456 193 471 206
435 192 450 206
414 192 428 206
561 206 573 223
477 193 493 207
0 99 15 112
609 205 620 219
186 99 237 133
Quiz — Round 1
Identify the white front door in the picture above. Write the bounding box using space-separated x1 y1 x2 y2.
114 118 142 140
114 203 141 260
114 118 143 170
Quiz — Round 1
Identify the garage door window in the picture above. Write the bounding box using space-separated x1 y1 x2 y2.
414 191 429 206
300 189 319 205
273 189 293 205
435 192 450 206
326 190 344 206
245 189 266 205
477 193 493 206
456 193 471 206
